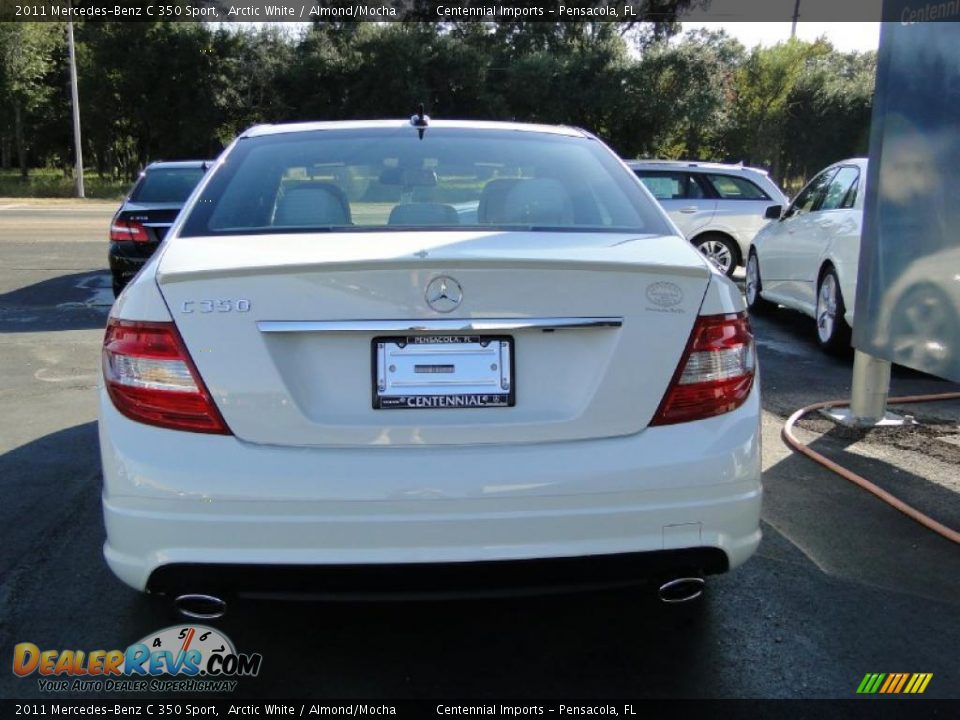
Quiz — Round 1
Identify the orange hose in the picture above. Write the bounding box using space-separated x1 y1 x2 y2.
781 392 960 545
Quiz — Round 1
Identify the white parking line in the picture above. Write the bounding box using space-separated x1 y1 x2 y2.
0 204 26 211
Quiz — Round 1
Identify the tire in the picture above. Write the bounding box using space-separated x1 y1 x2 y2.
815 267 852 354
745 250 776 314
693 233 739 277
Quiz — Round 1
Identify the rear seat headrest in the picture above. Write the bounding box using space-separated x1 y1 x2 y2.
273 182 351 227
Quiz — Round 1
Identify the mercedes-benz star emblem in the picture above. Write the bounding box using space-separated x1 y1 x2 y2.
425 276 463 313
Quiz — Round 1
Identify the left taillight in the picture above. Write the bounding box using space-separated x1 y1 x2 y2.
110 219 149 243
102 319 230 434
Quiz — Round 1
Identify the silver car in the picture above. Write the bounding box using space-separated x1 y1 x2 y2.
627 160 788 276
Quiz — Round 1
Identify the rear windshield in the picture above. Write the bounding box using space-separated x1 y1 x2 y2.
131 167 206 204
180 127 670 236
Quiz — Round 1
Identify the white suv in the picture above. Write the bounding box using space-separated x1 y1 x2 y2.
628 160 788 276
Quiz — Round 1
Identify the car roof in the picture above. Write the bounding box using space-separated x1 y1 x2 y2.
240 119 590 139
144 160 213 170
827 158 869 169
626 159 771 175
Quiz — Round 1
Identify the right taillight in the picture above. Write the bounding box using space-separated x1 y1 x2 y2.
110 219 149 243
102 319 230 434
650 312 756 426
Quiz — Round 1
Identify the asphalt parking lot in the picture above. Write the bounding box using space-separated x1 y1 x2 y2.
1 200 959 700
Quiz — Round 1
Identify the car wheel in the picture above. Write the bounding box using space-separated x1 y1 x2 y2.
693 234 738 277
888 284 959 377
815 267 852 354
745 251 776 314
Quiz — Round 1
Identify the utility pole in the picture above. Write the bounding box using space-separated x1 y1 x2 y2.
791 0 801 38
66 18 84 198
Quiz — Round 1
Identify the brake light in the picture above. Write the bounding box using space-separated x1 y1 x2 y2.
651 312 756 426
110 219 149 243
102 319 230 434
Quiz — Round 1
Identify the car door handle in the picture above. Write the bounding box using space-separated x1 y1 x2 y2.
679 206 698 214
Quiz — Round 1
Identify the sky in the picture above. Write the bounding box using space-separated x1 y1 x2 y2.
682 22 882 52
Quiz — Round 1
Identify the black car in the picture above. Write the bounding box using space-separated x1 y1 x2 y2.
109 160 212 296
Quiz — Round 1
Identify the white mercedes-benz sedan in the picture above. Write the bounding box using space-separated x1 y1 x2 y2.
99 119 761 610
746 158 868 353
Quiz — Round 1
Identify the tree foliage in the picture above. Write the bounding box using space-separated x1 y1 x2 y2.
0 20 875 190
0 22 64 177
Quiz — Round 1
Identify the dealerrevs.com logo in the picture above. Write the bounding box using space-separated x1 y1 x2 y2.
13 625 262 693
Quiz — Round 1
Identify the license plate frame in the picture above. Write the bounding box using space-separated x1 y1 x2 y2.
372 335 515 410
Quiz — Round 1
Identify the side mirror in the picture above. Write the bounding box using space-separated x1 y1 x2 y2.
764 204 784 220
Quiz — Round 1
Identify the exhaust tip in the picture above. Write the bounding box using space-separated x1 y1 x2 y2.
658 577 705 604
174 594 227 619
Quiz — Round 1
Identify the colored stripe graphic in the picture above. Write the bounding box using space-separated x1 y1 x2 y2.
906 673 933 694
857 673 932 694
893 673 910 693
857 673 880 694
879 674 896 693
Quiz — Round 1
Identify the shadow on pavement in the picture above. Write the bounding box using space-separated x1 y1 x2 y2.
762 424 960 603
0 270 111 333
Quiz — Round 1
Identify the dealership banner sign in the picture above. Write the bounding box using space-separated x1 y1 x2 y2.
852 10 960 382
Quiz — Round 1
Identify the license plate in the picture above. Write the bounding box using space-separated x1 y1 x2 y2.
373 335 514 409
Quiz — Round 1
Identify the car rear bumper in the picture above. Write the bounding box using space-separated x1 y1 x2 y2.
99 386 762 593
108 242 156 284
144 549 730 599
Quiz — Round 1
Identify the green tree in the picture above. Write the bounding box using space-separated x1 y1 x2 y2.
723 38 833 183
78 21 246 178
783 48 876 182
208 24 296 140
633 29 745 159
0 22 63 178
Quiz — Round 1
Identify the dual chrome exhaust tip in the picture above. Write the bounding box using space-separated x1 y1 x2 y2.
657 577 705 604
173 594 227 619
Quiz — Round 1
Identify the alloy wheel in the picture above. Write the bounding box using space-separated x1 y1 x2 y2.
696 238 734 275
817 273 838 344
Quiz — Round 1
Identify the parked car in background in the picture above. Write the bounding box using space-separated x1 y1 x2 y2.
108 160 212 296
627 160 788 277
746 158 868 353
99 118 761 609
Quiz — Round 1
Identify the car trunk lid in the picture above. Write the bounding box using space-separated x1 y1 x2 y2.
156 230 712 446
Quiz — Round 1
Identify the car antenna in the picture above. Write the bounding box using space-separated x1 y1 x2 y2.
410 103 429 140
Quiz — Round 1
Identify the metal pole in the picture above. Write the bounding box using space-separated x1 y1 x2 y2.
791 0 801 38
849 350 892 422
67 19 84 198
822 350 908 427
